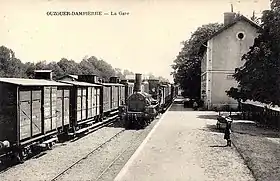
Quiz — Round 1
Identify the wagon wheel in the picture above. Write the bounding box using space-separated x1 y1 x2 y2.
47 142 55 150
13 151 26 164
136 119 146 129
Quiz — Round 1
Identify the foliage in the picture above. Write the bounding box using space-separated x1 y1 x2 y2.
0 46 26 78
0 45 137 81
227 1 280 105
0 45 171 82
171 23 223 98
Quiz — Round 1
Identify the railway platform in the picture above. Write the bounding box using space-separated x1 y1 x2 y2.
114 100 254 181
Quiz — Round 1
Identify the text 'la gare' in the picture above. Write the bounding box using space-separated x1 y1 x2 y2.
111 11 130 16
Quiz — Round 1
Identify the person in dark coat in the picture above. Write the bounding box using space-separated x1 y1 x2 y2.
224 120 232 146
193 101 198 111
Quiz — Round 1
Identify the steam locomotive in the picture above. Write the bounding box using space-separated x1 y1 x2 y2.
0 70 177 163
123 73 177 129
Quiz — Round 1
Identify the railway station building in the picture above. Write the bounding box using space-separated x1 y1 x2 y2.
200 12 260 110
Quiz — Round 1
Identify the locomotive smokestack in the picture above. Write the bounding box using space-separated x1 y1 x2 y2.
134 73 142 92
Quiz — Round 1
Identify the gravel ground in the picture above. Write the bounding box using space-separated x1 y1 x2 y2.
54 116 161 181
231 120 280 181
97 118 160 181
0 126 124 181
116 108 254 181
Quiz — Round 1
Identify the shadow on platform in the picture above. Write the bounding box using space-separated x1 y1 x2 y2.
169 104 194 111
232 121 280 139
197 114 218 120
209 145 228 148
201 124 224 134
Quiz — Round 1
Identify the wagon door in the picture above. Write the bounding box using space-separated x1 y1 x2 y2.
31 90 42 136
118 86 121 106
44 87 52 133
121 86 125 105
103 86 109 112
56 89 63 128
82 88 87 120
77 88 82 122
51 87 57 131
96 88 100 115
19 90 32 140
112 86 117 109
92 87 97 117
87 87 93 119
63 89 70 126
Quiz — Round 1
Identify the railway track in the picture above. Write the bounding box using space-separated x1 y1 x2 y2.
51 105 172 181
51 129 125 181
0 114 121 174
51 102 173 181
93 128 147 181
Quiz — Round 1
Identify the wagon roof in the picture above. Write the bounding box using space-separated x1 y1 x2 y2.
102 82 125 86
58 80 102 87
0 78 71 86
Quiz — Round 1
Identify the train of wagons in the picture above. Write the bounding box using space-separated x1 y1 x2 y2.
0 70 178 163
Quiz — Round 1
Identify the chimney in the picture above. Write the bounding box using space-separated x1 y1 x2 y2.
134 73 142 92
224 12 236 26
78 75 98 84
34 70 53 80
109 76 120 83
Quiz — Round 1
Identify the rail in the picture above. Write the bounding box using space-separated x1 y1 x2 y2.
51 129 125 181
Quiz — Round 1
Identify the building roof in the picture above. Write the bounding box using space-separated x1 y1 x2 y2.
199 14 261 55
34 70 53 72
58 80 101 87
208 15 260 41
102 82 125 86
0 78 70 86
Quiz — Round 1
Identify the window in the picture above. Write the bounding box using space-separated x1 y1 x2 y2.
226 75 234 80
236 31 246 40
238 33 244 39
201 74 206 81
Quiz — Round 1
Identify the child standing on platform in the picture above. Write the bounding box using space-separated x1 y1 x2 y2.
224 120 232 146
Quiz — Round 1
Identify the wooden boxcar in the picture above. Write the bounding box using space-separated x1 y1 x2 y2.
102 82 125 114
58 80 102 134
120 80 134 104
148 79 160 101
142 80 149 94
0 78 71 160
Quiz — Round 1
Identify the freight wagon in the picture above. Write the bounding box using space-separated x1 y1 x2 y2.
0 77 71 162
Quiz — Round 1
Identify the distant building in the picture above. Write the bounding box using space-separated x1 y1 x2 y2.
200 12 260 110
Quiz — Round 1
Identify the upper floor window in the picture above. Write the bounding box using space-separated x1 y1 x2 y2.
226 74 234 80
201 74 206 81
236 31 246 40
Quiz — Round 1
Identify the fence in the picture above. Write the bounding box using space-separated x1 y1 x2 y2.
241 100 280 129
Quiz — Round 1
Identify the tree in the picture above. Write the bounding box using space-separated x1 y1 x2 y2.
0 46 26 78
24 62 36 78
86 56 116 81
114 68 125 79
172 23 223 98
123 69 134 75
227 1 280 105
57 58 82 75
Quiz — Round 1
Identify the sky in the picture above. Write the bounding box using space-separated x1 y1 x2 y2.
0 0 271 82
